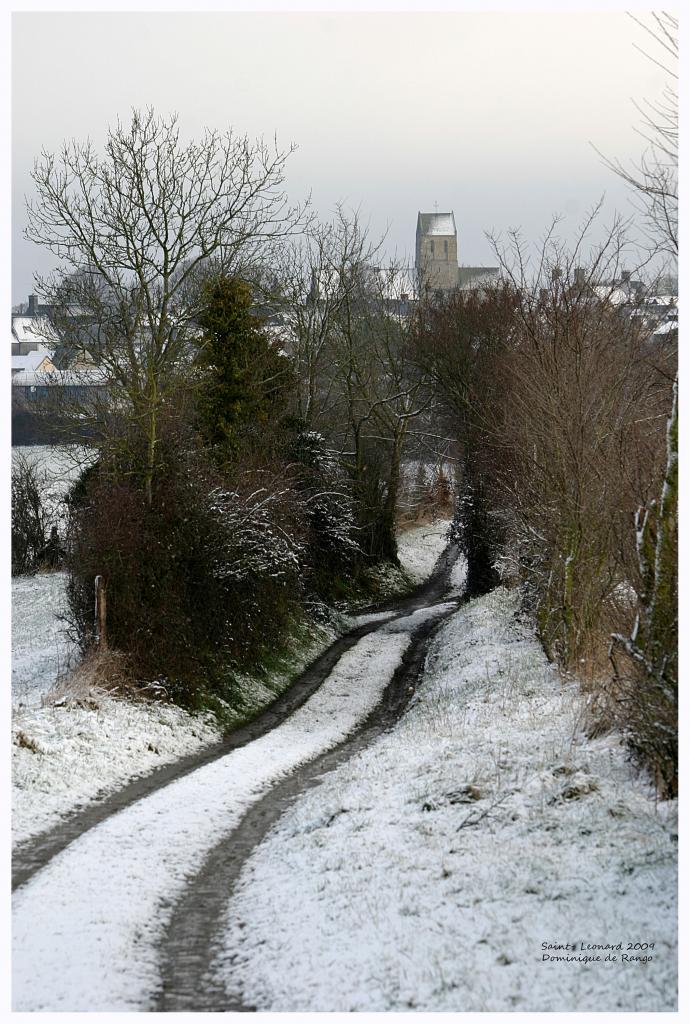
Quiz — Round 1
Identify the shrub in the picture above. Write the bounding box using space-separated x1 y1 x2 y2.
65 438 306 709
413 249 677 795
290 431 360 598
608 381 677 797
195 275 294 461
12 454 49 575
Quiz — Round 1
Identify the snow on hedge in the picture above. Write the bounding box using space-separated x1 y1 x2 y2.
211 588 677 1012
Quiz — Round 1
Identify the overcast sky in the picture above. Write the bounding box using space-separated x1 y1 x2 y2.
11 10 670 304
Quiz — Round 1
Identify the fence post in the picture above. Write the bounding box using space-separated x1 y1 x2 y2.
94 574 107 648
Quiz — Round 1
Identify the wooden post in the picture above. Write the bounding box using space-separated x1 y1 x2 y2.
94 575 107 648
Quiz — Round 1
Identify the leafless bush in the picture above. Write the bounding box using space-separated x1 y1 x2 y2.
12 454 49 575
413 212 676 792
484 214 674 667
397 462 455 527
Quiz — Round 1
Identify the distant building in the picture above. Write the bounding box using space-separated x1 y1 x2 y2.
571 266 678 337
11 292 106 444
415 211 499 295
11 293 59 357
11 350 56 376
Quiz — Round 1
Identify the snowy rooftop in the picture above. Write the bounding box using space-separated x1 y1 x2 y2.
12 366 108 387
375 265 418 301
591 285 629 306
11 350 55 373
417 212 456 237
12 315 59 349
653 319 678 337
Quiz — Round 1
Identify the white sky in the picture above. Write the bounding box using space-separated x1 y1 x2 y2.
11 9 672 302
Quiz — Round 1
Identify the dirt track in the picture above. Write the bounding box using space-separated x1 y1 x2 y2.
13 541 460 893
155 598 459 1011
14 540 463 1013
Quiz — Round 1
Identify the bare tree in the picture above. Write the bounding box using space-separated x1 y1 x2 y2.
594 12 678 258
273 207 434 559
26 108 306 505
274 207 385 431
328 258 433 559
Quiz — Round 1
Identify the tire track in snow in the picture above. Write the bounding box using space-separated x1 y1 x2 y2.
12 540 459 892
12 544 463 1012
154 603 462 1012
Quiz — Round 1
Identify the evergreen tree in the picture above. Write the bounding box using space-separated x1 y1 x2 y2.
196 276 292 457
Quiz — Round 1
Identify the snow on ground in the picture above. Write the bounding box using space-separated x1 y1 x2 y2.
10 617 339 848
12 514 451 848
11 562 226 847
397 519 451 583
12 444 94 535
12 446 94 705
12 602 456 1011
449 549 468 594
12 444 96 703
211 588 677 1013
12 699 223 848
12 571 76 704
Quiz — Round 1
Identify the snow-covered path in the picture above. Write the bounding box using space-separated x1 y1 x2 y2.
12 518 454 848
13 527 674 1013
208 588 677 1013
12 593 460 1011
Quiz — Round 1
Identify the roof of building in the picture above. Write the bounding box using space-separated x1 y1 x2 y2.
11 315 59 349
12 366 109 387
591 285 630 306
653 319 678 337
417 212 456 237
11 350 55 373
457 267 500 290
374 266 419 301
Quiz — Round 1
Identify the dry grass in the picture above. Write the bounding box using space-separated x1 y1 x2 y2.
572 589 639 739
15 730 40 753
41 647 162 709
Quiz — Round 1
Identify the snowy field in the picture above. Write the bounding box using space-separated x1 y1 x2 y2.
12 508 452 848
13 601 458 1011
12 444 94 536
12 445 97 705
211 588 677 1013
12 571 76 705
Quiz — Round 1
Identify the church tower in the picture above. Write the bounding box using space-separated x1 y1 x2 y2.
415 211 459 293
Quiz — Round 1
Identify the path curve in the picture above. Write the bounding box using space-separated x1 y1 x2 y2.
155 605 458 1011
12 540 459 892
13 541 464 1013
